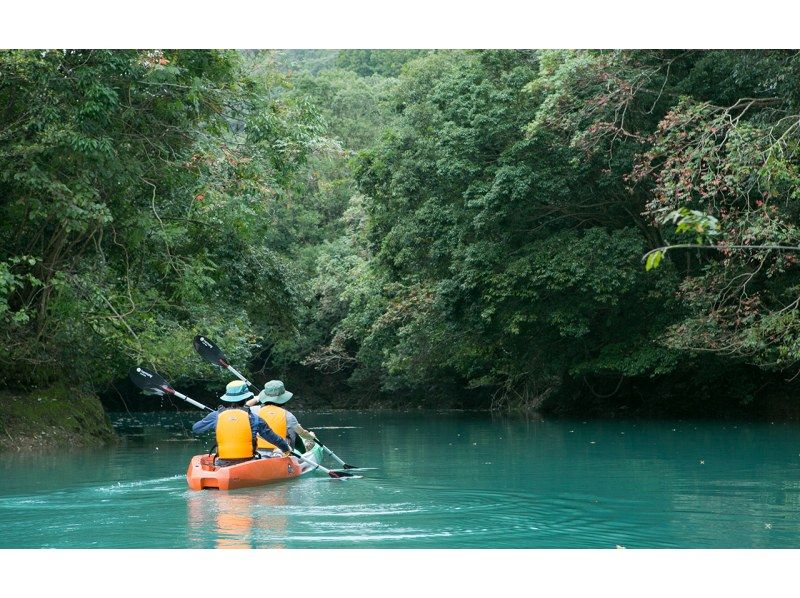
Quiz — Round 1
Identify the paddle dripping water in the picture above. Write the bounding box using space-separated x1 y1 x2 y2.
1 411 800 548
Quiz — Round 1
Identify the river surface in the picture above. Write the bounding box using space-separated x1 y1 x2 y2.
1 410 799 548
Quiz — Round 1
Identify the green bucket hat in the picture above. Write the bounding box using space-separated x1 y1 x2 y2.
257 380 293 405
220 380 254 402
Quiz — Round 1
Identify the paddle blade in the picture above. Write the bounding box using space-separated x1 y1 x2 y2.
129 366 173 395
328 470 360 479
193 335 229 367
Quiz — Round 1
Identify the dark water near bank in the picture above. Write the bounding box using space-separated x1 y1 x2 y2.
1 411 799 548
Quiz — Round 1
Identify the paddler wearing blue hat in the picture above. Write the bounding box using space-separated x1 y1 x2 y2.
192 380 291 466
245 380 318 455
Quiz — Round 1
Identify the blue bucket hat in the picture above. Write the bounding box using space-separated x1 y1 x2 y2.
257 380 293 405
220 380 254 402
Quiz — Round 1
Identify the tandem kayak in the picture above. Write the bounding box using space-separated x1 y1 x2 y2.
187 443 325 490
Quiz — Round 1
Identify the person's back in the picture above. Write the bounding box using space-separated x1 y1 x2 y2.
253 403 290 450
215 406 254 461
192 380 291 466
246 379 317 453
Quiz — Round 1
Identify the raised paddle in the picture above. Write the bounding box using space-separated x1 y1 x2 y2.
128 366 212 411
193 335 255 388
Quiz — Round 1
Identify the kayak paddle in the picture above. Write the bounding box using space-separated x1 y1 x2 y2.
290 449 358 479
129 366 346 478
128 366 212 411
193 335 371 471
193 335 255 388
312 437 375 471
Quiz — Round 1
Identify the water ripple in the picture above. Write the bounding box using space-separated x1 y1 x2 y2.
94 475 184 493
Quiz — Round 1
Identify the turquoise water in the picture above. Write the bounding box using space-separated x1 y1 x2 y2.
1 410 799 548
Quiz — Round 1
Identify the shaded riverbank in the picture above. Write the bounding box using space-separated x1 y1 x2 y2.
99 365 800 420
0 385 117 452
5 369 800 454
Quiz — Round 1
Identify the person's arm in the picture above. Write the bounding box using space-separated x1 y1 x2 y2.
294 424 317 444
245 397 259 407
251 414 291 454
191 410 218 435
286 411 317 443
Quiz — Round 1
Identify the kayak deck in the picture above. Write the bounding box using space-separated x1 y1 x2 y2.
187 444 324 491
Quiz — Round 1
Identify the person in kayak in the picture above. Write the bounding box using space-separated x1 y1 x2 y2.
245 379 318 454
192 380 291 466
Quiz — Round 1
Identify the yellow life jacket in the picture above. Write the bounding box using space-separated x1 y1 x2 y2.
216 408 254 459
256 405 288 450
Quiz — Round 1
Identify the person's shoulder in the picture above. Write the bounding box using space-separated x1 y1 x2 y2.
202 408 221 419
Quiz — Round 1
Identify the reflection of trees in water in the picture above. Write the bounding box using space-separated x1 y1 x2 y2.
187 484 291 549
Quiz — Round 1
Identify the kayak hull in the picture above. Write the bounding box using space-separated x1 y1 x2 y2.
187 445 324 490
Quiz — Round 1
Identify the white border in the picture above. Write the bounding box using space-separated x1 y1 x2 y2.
3 6 800 596
1 1 799 49
4 549 800 597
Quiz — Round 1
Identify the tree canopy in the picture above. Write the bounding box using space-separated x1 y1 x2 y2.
3 49 800 415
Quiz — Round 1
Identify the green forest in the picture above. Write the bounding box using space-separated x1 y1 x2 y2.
2 49 800 418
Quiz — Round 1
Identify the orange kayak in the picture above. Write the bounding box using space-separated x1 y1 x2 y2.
187 445 324 490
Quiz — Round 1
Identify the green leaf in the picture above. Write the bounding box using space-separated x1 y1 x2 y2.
645 250 664 271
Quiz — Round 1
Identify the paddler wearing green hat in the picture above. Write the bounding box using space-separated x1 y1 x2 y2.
245 380 318 455
192 380 291 466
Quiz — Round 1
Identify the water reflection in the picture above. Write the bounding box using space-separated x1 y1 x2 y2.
187 484 292 549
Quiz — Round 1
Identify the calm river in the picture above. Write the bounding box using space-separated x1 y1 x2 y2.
1 410 799 548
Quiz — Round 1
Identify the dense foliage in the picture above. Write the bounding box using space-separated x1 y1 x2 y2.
0 50 322 390
3 49 800 415
297 50 800 412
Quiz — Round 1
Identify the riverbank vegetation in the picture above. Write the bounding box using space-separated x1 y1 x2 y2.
2 50 800 418
0 386 115 451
